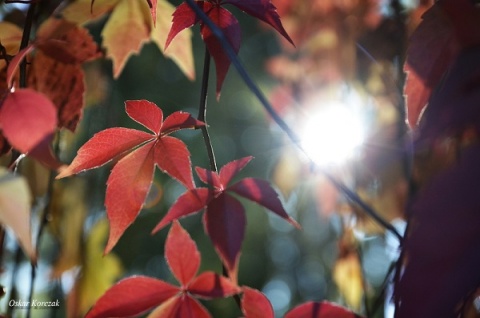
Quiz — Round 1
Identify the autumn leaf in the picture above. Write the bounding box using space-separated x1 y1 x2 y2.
241 287 274 318
61 0 121 25
151 0 195 80
86 221 240 318
285 301 363 318
0 168 35 261
403 3 459 128
57 100 204 253
167 0 293 96
0 88 57 154
67 219 123 317
101 0 152 78
395 144 480 317
153 156 299 283
28 51 85 131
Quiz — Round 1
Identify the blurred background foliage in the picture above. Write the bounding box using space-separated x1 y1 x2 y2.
0 0 431 317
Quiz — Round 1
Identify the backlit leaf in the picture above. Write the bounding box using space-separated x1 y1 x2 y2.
0 168 34 261
0 22 22 70
166 221 200 286
101 0 151 78
85 276 179 318
126 99 163 134
61 0 120 25
224 0 293 45
105 143 155 253
0 89 57 153
151 0 195 80
229 178 300 228
403 3 459 128
241 287 274 318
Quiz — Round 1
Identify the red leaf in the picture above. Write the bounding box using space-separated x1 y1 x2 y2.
152 188 212 233
229 178 300 229
126 100 163 134
188 272 241 299
395 144 480 317
195 167 222 190
200 5 241 97
166 2 200 49
219 156 253 187
439 0 480 49
403 3 459 128
0 89 57 153
223 0 293 45
105 143 155 253
160 111 205 134
241 287 274 318
203 193 245 283
166 221 200 286
417 46 480 142
56 128 153 178
154 136 195 189
28 133 63 170
285 301 362 318
85 276 179 318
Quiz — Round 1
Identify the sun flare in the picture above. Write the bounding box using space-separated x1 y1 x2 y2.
301 103 365 166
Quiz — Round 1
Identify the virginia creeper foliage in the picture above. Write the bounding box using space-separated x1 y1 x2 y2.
58 100 204 253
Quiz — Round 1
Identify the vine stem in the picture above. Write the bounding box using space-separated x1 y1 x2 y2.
197 47 217 172
184 0 403 242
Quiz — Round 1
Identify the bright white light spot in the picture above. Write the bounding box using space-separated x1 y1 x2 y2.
301 104 365 166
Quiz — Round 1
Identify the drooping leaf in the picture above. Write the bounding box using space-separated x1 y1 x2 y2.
285 301 362 318
223 0 293 45
203 193 245 283
229 178 300 228
200 4 241 97
101 0 151 78
395 144 480 317
0 89 57 153
147 0 158 26
241 287 274 318
188 272 241 299
104 143 155 253
58 101 201 252
151 0 195 80
0 168 35 261
439 0 480 49
403 3 459 128
85 276 179 318
166 221 200 286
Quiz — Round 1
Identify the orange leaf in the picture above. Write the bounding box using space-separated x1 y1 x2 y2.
28 51 85 131
101 0 152 78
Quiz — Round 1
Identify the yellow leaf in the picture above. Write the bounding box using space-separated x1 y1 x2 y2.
151 0 195 80
0 168 35 261
333 253 363 311
102 0 152 78
68 219 123 317
61 0 121 25
0 22 22 70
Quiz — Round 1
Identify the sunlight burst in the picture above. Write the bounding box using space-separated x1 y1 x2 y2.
301 103 365 166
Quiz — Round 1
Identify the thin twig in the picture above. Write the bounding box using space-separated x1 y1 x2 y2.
184 0 403 242
197 47 217 172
